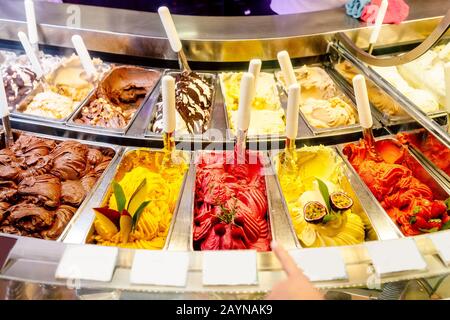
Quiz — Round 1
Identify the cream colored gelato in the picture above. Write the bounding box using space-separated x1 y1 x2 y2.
22 91 78 119
277 66 357 129
301 97 356 129
220 72 285 136
335 61 405 117
372 66 439 113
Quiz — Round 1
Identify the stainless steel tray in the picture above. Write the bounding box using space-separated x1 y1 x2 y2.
0 129 121 242
219 72 286 141
145 70 218 141
67 67 162 135
336 137 450 238
187 150 277 251
269 147 400 249
82 147 190 250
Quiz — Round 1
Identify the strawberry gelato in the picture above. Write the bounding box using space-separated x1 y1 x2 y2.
193 151 271 251
343 139 449 236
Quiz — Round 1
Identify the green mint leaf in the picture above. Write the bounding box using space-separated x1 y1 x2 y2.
131 200 151 231
127 178 147 212
442 221 450 230
322 214 336 224
418 227 439 233
445 197 450 211
113 181 126 213
316 178 331 213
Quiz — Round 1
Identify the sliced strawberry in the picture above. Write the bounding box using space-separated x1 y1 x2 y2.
431 201 447 218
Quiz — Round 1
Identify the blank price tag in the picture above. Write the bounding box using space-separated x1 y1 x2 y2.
203 250 258 286
0 236 17 270
366 239 427 276
130 251 190 287
289 248 347 281
429 231 450 266
55 245 118 282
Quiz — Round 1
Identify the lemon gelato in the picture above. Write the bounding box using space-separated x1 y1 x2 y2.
274 145 372 247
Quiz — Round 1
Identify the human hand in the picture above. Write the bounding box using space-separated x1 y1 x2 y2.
266 241 324 300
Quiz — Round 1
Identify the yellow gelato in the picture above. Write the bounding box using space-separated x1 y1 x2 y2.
220 72 285 136
274 145 373 247
91 149 187 249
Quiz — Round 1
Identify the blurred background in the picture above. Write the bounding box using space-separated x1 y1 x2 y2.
35 0 349 15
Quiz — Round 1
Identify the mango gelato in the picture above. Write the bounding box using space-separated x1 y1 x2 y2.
90 149 187 249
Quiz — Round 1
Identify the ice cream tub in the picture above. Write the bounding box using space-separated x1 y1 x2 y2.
274 65 363 137
337 137 450 238
330 44 447 126
146 70 218 141
12 54 108 124
270 146 387 249
397 129 450 185
0 129 120 242
12 81 94 124
220 71 287 140
189 150 275 252
84 147 190 250
68 66 162 135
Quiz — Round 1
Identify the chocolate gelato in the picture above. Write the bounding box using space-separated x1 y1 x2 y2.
74 66 160 129
0 133 114 240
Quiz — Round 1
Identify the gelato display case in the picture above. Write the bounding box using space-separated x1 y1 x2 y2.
1 0 450 300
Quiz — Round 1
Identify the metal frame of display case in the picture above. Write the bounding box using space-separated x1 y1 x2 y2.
0 0 450 299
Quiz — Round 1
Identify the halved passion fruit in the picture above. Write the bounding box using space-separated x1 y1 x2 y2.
330 192 353 211
304 201 328 224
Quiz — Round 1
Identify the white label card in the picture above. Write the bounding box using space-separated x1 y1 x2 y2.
55 245 118 282
365 239 427 276
202 250 258 286
289 248 347 281
130 251 190 287
429 231 450 266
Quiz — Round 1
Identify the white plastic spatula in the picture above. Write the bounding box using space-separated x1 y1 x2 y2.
248 59 261 89
158 6 191 72
368 0 388 55
71 35 98 81
24 0 39 53
235 72 255 164
277 51 296 88
162 75 176 152
285 84 301 144
283 83 301 171
444 62 450 134
17 31 43 79
161 75 185 168
353 74 376 149
0 73 14 147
